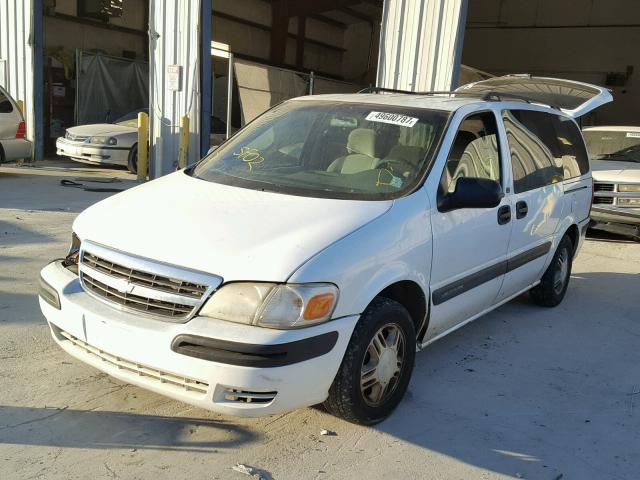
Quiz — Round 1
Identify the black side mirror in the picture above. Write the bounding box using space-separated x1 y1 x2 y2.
438 177 503 212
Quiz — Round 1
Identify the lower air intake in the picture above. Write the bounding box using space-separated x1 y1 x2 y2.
222 388 277 404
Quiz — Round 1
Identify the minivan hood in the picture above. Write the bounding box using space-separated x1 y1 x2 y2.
591 159 640 183
73 171 392 281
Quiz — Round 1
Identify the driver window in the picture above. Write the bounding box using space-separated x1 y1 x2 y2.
441 112 502 193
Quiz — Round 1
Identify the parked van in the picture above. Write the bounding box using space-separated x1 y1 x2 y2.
39 76 611 425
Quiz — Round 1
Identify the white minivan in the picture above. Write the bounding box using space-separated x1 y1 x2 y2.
39 76 611 425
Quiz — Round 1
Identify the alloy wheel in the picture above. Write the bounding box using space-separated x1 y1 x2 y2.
360 323 406 407
553 247 570 295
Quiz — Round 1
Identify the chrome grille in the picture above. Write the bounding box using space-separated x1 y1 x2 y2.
594 182 615 192
79 241 221 322
65 131 89 142
82 274 194 317
83 252 208 299
593 196 614 204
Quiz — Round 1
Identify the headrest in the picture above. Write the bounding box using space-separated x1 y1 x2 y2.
347 128 375 157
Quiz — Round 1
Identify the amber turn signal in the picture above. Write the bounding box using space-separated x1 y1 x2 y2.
303 293 336 320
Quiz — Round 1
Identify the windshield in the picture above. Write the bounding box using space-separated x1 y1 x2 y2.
115 108 149 127
190 100 450 200
583 130 640 163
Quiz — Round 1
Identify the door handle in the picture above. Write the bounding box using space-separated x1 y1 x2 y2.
516 201 528 219
497 205 511 225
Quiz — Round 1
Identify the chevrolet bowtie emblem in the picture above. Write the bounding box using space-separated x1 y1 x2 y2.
113 278 135 294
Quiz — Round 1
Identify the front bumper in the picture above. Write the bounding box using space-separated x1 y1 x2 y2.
590 205 640 227
0 138 32 162
39 261 358 416
56 138 129 166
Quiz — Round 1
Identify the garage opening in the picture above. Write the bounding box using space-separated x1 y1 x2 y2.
208 0 384 147
462 0 639 126
43 0 149 156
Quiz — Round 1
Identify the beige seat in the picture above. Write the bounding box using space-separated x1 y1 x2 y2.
327 128 378 174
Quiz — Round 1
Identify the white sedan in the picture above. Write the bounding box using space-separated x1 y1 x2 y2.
583 126 640 240
56 109 145 173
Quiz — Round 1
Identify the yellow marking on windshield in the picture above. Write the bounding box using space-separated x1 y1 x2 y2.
376 167 402 189
233 147 265 171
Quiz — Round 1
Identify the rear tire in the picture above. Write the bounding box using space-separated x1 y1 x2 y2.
529 235 573 307
324 297 416 425
0 145 5 164
127 144 138 174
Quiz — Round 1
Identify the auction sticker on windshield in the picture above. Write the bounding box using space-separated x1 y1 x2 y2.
366 111 419 127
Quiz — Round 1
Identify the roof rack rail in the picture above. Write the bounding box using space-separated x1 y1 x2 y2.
358 86 481 97
357 86 560 110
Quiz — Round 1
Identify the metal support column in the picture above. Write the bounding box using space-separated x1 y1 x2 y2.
149 0 203 178
377 0 468 92
226 53 234 140
200 0 212 157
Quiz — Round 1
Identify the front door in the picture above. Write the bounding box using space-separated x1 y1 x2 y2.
428 110 512 339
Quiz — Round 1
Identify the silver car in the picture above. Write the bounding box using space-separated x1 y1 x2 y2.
56 109 146 173
0 86 32 163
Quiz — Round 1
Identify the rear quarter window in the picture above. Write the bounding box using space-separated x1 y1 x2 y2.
0 91 14 113
502 110 589 193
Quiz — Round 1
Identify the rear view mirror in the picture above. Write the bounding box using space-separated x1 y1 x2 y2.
438 177 503 212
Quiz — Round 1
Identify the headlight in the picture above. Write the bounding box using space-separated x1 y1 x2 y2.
89 136 117 146
63 232 81 274
199 282 339 329
617 197 640 205
618 184 640 192
39 275 61 310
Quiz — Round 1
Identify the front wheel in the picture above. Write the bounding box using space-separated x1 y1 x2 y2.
127 144 138 174
529 235 574 307
324 297 416 425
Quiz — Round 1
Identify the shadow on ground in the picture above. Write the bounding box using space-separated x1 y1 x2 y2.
371 269 640 479
0 406 258 452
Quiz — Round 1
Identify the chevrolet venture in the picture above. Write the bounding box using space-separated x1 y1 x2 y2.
39 76 611 425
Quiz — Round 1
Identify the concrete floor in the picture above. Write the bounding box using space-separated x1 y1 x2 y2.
1 162 639 480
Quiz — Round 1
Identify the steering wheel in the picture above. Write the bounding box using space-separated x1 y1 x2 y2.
377 158 419 178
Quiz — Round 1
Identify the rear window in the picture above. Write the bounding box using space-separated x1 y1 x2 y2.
503 110 589 193
0 90 14 113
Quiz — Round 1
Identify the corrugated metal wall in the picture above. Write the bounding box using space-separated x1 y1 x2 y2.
0 0 42 159
377 0 468 92
149 0 203 177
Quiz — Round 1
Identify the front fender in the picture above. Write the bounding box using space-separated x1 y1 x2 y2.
289 188 432 320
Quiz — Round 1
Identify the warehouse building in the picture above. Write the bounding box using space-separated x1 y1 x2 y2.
1 0 638 177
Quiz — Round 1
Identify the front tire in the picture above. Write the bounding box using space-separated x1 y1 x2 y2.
127 144 138 174
324 297 416 425
530 235 573 307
